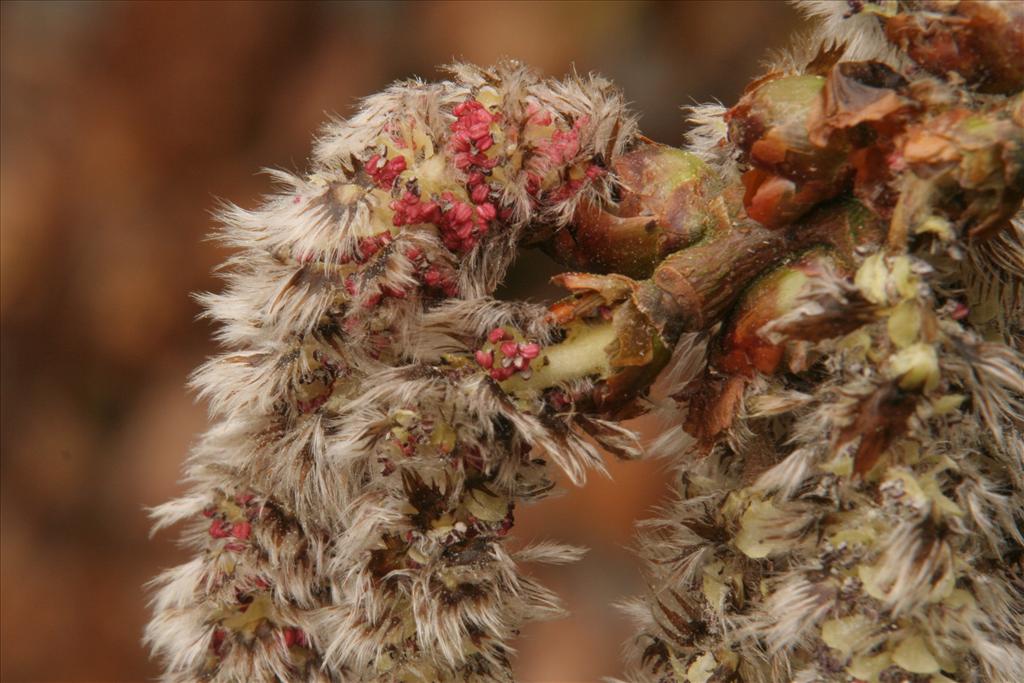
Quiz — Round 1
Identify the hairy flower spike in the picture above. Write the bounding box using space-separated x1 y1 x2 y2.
147 60 640 683
149 8 1024 683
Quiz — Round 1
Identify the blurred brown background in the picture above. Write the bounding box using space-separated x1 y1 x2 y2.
0 2 804 681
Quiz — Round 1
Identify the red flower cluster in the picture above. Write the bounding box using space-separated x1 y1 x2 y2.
442 100 503 251
539 122 583 166
392 188 494 253
355 232 394 262
384 99 508 254
449 100 500 171
208 519 252 541
365 153 407 188
392 189 442 226
439 191 496 252
405 246 458 298
475 327 541 381
525 116 587 197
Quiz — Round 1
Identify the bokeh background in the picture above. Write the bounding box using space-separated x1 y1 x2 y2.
0 2 806 681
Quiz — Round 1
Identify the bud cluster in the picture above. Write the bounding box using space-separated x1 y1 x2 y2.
616 3 1024 683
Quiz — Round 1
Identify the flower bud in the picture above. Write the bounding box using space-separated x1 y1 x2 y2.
542 142 714 277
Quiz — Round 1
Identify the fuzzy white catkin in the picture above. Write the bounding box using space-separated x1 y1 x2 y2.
147 61 639 683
